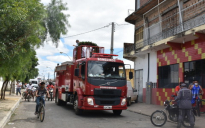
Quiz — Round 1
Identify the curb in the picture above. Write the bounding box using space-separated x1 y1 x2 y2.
0 97 21 128
126 109 176 124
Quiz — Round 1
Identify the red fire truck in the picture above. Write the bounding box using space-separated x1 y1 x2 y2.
54 44 133 115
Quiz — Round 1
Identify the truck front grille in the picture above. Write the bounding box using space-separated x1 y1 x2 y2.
94 96 120 106
94 89 121 96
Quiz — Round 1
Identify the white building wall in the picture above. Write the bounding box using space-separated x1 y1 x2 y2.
149 51 157 83
134 51 157 88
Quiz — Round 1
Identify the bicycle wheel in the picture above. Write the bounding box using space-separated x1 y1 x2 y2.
150 110 167 127
196 100 201 116
39 106 45 122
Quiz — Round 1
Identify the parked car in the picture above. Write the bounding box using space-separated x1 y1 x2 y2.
127 81 138 106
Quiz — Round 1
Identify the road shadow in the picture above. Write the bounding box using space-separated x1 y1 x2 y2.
58 103 125 118
10 117 40 123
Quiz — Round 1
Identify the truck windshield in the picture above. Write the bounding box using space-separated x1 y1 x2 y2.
88 61 126 79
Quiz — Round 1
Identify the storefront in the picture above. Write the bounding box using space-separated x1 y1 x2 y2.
154 38 205 112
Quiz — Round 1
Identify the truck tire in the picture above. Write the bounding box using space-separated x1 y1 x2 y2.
55 92 62 105
113 110 122 115
55 92 66 106
74 95 83 115
127 98 131 106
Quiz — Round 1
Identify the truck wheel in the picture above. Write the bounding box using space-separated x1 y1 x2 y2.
127 98 131 106
113 110 122 115
55 92 61 105
74 95 83 115
135 96 138 103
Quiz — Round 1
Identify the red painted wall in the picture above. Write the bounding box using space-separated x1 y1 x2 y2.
155 37 205 111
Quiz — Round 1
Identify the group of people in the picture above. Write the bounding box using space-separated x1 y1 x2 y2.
16 80 54 115
174 80 204 128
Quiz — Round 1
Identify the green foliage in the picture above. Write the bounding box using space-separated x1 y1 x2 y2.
78 41 98 46
0 0 70 98
46 0 70 47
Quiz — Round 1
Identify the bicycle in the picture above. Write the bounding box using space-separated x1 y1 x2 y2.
36 96 45 122
193 93 204 117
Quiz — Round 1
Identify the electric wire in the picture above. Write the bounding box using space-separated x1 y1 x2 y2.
114 50 123 54
61 24 111 38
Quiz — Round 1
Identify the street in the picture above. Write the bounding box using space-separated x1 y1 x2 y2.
5 100 176 128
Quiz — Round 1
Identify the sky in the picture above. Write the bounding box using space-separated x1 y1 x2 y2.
37 0 135 80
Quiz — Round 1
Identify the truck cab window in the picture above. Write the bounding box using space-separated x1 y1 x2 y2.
88 61 126 79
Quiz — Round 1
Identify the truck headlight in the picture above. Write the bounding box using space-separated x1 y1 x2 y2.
121 98 126 106
87 98 94 105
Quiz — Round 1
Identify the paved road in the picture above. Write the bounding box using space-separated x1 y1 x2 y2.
5 100 176 128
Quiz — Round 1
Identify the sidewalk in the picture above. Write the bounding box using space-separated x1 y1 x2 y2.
0 92 21 128
127 102 205 128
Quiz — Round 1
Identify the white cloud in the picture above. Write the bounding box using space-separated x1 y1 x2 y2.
47 55 73 62
36 40 69 57
37 0 136 79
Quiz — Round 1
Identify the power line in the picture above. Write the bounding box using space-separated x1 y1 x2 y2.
114 50 123 54
61 24 111 38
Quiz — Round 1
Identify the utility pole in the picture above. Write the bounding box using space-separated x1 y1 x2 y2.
110 22 115 54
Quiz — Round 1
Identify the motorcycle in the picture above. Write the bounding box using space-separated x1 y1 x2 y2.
25 90 32 102
150 95 195 127
48 88 53 101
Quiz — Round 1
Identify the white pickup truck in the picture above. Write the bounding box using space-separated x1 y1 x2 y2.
127 81 138 106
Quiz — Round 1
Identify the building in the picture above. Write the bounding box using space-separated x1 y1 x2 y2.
119 69 135 88
124 0 205 109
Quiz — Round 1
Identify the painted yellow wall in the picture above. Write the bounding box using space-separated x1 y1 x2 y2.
119 69 135 88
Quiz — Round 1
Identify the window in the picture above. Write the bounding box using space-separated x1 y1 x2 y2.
81 62 85 78
135 27 144 42
158 64 179 88
184 59 205 88
87 61 126 79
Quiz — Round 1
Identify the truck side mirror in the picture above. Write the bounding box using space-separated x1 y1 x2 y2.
74 69 79 77
129 72 133 79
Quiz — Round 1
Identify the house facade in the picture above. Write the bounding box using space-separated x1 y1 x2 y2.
124 0 205 110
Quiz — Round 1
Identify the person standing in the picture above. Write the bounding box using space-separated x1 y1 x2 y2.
175 82 183 96
16 80 22 96
175 83 194 128
189 80 204 104
76 40 79 46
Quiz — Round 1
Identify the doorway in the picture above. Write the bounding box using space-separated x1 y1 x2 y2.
135 69 143 102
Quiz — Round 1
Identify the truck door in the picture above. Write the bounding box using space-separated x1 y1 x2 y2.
79 62 86 92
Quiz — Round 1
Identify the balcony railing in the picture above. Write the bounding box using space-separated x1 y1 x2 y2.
136 0 205 51
124 43 134 54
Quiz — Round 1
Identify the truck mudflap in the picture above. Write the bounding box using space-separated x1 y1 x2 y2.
80 96 127 110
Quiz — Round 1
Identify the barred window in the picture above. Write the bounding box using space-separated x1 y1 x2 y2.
135 27 144 42
158 64 179 88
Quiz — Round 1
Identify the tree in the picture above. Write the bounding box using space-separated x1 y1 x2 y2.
46 0 70 46
0 0 70 99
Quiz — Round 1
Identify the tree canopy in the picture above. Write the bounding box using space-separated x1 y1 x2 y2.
0 0 70 99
